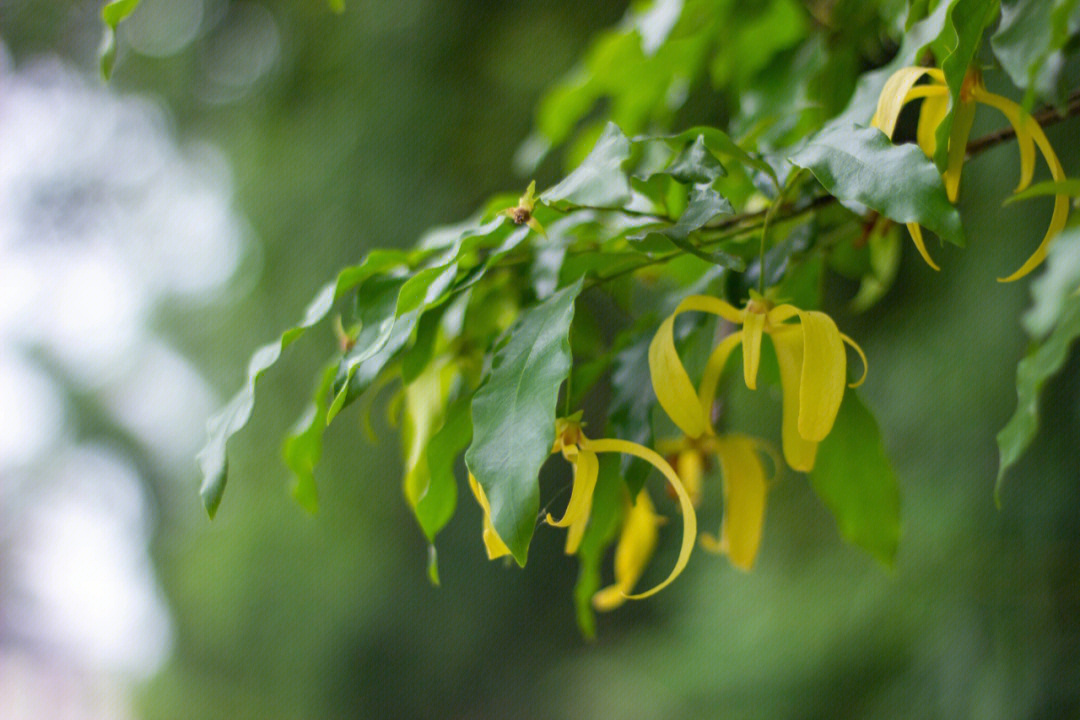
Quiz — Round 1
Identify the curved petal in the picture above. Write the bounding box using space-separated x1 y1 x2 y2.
841 333 868 388
546 449 599 555
741 310 766 390
584 438 697 601
592 490 661 611
707 435 769 570
972 89 1036 193
676 450 705 507
871 67 943 139
649 313 709 438
766 304 801 325
468 472 511 560
697 332 743 423
769 326 818 472
794 310 847 442
917 93 949 157
907 222 941 271
977 91 1070 283
944 99 977 203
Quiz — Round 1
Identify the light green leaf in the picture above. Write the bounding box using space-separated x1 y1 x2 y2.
100 0 141 79
542 123 632 208
403 360 460 540
197 250 410 517
281 361 339 515
789 125 965 247
992 0 1080 106
573 454 622 639
1005 179 1080 204
414 392 472 542
465 279 583 566
997 291 1080 497
809 391 902 567
850 223 903 313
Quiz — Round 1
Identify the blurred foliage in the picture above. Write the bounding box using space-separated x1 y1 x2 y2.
6 0 1080 717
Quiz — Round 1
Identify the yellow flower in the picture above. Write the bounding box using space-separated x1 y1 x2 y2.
659 434 779 571
872 66 1069 281
592 489 663 611
501 180 547 237
549 415 697 603
467 472 512 560
649 293 866 472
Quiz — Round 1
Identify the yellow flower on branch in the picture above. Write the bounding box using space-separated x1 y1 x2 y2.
872 66 1069 281
658 434 779 571
467 472 512 560
649 293 866 472
592 489 663 611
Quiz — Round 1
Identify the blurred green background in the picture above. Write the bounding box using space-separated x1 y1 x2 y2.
2 1 1079 718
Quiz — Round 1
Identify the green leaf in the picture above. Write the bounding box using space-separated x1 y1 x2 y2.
100 0 141 79
197 250 413 517
997 292 1080 497
850 222 903 313
464 279 583 565
933 0 1000 172
809 391 901 567
653 127 778 185
542 123 632 208
630 185 744 269
573 454 622 639
1005 179 1080 204
992 0 1080 106
607 331 656 494
789 125 965 247
1023 226 1080 338
281 361 339 515
665 135 727 184
414 392 472 542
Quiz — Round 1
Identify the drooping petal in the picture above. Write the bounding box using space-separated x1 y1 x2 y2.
696 332 743 425
943 99 977 203
700 435 769 571
592 490 661 611
468 472 511 560
871 67 944 139
917 93 949 157
906 222 941 271
769 325 818 472
675 449 704 507
794 310 847 442
971 90 1036 193
976 90 1070 283
547 448 599 555
841 333 868 388
741 310 766 390
584 438 697 601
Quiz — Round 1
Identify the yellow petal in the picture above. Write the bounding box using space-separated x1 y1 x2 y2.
546 449 599 555
696 332 743 426
467 473 511 560
584 438 697 601
709 435 769 571
841 333 868 388
592 490 661 611
971 89 1036 193
943 99 977 203
526 216 547 238
742 309 766 390
676 450 704 507
907 222 941 271
793 310 846 442
649 312 709 438
769 325 818 472
917 93 949 157
975 90 1070 282
871 66 943 139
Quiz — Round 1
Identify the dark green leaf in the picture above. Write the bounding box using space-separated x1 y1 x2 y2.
631 184 744 270
997 292 1080 497
607 331 656 494
465 279 583 565
653 127 778 185
809 391 901 567
281 361 339 515
789 125 965 246
665 135 727 184
992 0 1080 106
573 454 623 639
100 0 141 79
1005 179 1080 204
542 123 632 208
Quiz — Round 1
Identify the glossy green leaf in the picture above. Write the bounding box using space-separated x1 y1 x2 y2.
100 0 141 79
654 127 778 185
1005 179 1080 204
607 331 656 494
997 292 1080 498
281 361 339 515
809 391 901 567
665 135 727 184
197 251 412 517
542 123 632 208
789 125 965 247
465 279 583 566
573 454 622 639
992 0 1080 105
631 185 743 269
933 0 1000 171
